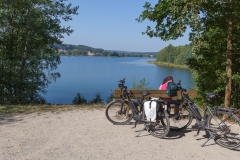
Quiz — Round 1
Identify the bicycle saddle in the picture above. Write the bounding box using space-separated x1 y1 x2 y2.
204 92 218 99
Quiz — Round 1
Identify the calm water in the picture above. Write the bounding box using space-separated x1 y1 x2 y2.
45 56 195 104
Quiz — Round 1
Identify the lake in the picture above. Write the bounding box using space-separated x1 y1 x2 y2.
45 56 195 104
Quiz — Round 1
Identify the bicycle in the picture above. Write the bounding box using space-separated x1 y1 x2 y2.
105 78 170 138
176 80 240 149
155 80 193 132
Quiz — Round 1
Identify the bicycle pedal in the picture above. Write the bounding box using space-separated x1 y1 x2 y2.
193 128 201 137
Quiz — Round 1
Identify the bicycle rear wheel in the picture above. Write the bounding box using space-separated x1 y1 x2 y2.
147 110 170 138
105 100 133 124
169 105 193 131
207 110 240 149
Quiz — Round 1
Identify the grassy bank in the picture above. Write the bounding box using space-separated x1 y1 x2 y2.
149 60 190 69
0 104 106 115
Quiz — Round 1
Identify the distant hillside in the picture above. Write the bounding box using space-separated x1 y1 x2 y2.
55 44 157 58
105 50 158 54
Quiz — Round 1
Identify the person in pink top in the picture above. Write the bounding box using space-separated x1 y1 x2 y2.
159 75 173 90
159 75 175 113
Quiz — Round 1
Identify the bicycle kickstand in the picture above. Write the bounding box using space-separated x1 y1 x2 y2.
135 124 147 137
201 131 216 147
193 128 201 137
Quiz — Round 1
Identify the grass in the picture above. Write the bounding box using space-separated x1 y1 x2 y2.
0 104 106 115
148 60 190 69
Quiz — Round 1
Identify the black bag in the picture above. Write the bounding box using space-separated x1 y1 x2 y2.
167 82 177 97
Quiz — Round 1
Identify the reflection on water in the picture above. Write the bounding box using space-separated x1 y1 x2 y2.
119 59 155 66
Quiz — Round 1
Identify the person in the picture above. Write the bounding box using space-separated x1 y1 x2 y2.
159 75 173 90
159 75 179 114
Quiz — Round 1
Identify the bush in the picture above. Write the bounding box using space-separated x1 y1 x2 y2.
89 93 103 104
106 93 114 103
132 78 151 89
72 92 87 105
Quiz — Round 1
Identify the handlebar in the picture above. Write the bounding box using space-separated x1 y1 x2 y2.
118 78 148 102
118 78 126 89
176 80 188 93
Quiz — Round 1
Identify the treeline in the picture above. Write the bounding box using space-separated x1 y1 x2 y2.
155 44 192 65
55 44 157 58
0 1 79 104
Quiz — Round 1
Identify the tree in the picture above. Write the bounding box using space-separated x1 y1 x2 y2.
72 92 87 105
0 0 79 104
136 0 240 107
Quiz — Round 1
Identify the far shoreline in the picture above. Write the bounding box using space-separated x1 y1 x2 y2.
148 60 190 69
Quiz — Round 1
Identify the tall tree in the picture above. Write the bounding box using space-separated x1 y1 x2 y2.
136 0 240 107
0 0 79 104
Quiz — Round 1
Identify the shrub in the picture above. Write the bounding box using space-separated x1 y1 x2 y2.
72 92 87 105
89 93 103 104
106 93 114 103
132 78 151 89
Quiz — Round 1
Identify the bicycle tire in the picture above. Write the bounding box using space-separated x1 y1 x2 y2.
148 110 170 138
105 100 133 124
207 110 240 150
169 105 193 131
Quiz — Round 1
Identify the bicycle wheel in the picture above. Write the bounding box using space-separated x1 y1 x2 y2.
105 100 133 124
148 110 170 138
207 110 240 149
169 105 193 131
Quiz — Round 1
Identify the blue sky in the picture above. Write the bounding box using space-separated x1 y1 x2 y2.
62 0 190 52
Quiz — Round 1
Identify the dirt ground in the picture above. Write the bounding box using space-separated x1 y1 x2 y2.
0 108 240 160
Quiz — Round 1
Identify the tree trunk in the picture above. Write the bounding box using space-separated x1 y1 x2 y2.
224 0 232 108
19 9 31 101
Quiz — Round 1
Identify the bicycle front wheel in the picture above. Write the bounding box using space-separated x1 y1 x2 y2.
105 100 133 124
148 110 170 138
207 110 240 150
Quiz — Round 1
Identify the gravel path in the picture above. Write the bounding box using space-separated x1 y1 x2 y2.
0 109 239 160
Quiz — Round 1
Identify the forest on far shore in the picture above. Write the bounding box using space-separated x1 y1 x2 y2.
55 44 193 67
155 44 192 66
55 44 158 58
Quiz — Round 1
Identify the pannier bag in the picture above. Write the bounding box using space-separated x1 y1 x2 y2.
144 99 162 122
167 82 177 97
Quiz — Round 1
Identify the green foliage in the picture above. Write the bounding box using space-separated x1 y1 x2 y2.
132 78 151 89
0 0 79 104
89 93 103 104
137 1 240 108
156 44 192 66
72 93 87 105
106 93 114 103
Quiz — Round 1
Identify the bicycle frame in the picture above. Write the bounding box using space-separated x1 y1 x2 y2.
182 93 210 127
121 89 143 114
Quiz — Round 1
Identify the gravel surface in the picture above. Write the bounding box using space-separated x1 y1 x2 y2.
0 109 240 160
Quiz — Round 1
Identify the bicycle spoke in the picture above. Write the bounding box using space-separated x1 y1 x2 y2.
169 105 193 131
105 101 133 124
148 111 170 138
